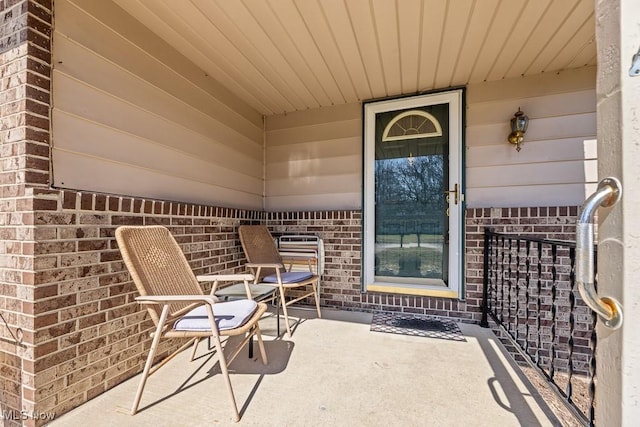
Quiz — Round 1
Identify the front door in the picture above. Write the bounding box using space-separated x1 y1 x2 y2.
363 90 464 298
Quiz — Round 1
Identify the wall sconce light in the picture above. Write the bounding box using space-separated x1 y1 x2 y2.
507 108 529 152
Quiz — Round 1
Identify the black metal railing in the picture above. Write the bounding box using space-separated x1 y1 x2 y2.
0 311 23 346
481 228 595 426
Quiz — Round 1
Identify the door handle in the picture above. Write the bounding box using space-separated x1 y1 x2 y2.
576 177 623 329
444 183 459 205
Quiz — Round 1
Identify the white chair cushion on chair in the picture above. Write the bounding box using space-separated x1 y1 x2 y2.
263 271 313 283
174 299 258 331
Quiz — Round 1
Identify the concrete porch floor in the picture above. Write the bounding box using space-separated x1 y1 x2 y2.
50 308 560 426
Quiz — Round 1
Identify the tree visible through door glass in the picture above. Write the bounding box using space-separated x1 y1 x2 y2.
373 104 449 285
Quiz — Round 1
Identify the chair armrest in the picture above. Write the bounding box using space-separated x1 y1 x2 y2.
135 295 220 305
196 274 254 282
280 252 317 273
246 263 284 269
245 263 285 284
196 274 255 297
279 251 317 259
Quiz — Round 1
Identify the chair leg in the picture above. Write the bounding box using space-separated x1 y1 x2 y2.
275 292 280 337
131 305 169 415
278 286 293 337
212 334 240 422
189 337 200 362
312 280 322 318
254 324 268 365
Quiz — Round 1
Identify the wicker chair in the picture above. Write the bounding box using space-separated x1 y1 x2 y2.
238 225 321 337
115 225 268 422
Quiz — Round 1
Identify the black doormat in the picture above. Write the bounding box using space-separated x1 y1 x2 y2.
370 312 466 342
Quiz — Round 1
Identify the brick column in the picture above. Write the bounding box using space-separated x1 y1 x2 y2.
0 0 52 425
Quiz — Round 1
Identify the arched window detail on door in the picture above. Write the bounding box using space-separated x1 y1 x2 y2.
382 110 443 142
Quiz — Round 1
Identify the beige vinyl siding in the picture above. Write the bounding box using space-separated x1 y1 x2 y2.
265 67 596 211
264 103 362 211
465 66 597 207
52 0 264 209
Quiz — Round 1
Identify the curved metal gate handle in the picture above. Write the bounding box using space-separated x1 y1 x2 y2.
576 177 623 329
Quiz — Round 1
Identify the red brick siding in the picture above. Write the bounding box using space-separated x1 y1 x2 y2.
465 206 579 318
466 207 590 374
0 1 51 425
31 189 262 419
266 206 579 324
265 211 363 310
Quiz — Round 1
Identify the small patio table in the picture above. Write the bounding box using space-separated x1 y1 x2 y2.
196 278 279 357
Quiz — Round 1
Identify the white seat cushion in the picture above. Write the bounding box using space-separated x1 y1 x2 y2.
263 271 313 284
174 299 258 331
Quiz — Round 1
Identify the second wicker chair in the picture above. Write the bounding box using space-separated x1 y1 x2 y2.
238 225 321 336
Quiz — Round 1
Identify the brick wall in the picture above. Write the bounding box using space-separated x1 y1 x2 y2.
465 206 579 321
30 189 262 420
265 211 362 309
267 210 475 319
465 206 590 376
20 198 581 422
267 206 580 325
0 0 51 425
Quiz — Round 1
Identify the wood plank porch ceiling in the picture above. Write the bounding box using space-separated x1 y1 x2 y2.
114 0 596 116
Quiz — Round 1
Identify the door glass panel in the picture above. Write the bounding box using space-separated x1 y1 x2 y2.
373 104 449 285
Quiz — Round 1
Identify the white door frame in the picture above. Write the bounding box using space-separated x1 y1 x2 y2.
362 89 464 298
